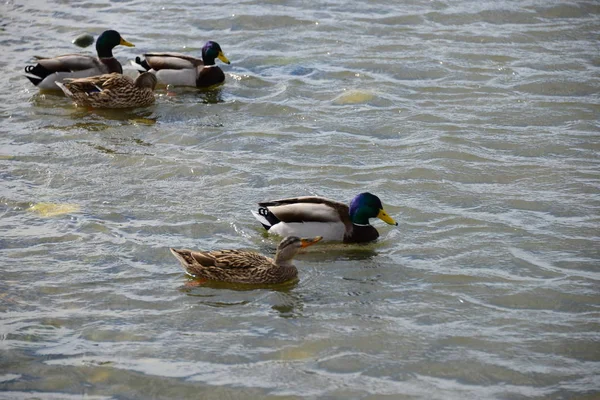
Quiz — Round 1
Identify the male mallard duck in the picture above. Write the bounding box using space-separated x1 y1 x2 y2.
24 30 134 90
251 192 398 243
55 72 157 109
170 236 322 284
132 41 230 88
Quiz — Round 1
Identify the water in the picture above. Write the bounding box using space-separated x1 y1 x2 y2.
1 0 599 398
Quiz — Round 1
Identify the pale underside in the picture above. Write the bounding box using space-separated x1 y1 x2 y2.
269 221 346 241
36 68 103 90
153 69 197 86
268 202 344 223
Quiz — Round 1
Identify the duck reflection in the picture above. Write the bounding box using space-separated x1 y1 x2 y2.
30 91 157 122
257 240 380 263
180 278 298 292
179 278 305 317
270 290 305 318
163 86 224 105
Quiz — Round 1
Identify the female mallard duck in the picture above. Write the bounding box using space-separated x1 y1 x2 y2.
251 192 398 244
170 236 322 284
24 30 134 90
132 41 230 88
55 72 157 109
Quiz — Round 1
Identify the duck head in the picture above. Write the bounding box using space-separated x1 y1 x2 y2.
96 30 134 57
349 192 397 226
135 72 158 89
202 41 230 66
274 236 322 266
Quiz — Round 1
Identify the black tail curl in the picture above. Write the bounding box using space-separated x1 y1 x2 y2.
258 207 281 230
24 64 51 86
135 57 151 71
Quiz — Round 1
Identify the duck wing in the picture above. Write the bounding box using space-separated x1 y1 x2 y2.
171 249 272 270
32 54 104 73
258 196 350 224
142 53 204 70
62 73 133 93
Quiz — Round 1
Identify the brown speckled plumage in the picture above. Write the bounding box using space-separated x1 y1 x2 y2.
170 236 322 285
57 72 157 109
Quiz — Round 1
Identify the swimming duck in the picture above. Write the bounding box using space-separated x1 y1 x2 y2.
24 30 134 90
251 193 398 243
132 41 230 88
170 236 322 284
55 72 157 109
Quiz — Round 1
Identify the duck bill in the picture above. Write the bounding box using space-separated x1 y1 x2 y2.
377 209 398 226
218 52 231 65
120 37 135 47
300 236 323 248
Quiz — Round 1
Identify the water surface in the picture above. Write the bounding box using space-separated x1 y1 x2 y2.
1 0 599 399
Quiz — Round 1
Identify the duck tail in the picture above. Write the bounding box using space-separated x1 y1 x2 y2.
24 64 50 86
170 248 193 268
251 208 280 231
170 247 186 259
25 75 43 86
130 57 151 72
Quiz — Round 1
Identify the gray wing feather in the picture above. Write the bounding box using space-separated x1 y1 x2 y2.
36 54 104 73
260 197 348 223
143 53 204 70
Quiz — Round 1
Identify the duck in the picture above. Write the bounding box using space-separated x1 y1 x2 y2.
170 236 322 285
24 30 134 90
55 72 157 109
132 41 230 88
251 192 398 244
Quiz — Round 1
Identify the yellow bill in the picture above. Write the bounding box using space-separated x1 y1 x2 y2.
218 51 231 64
119 37 135 47
377 209 398 226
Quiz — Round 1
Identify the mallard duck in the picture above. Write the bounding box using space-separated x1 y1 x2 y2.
251 192 398 244
55 72 157 109
132 41 230 88
24 30 134 90
170 236 322 284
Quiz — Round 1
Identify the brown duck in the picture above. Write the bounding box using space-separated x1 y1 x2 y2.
56 72 157 109
170 236 322 284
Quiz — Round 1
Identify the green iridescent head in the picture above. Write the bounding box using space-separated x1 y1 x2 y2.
349 192 397 226
202 41 230 66
95 30 134 57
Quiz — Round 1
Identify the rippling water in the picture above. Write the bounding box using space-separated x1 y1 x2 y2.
1 0 599 399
